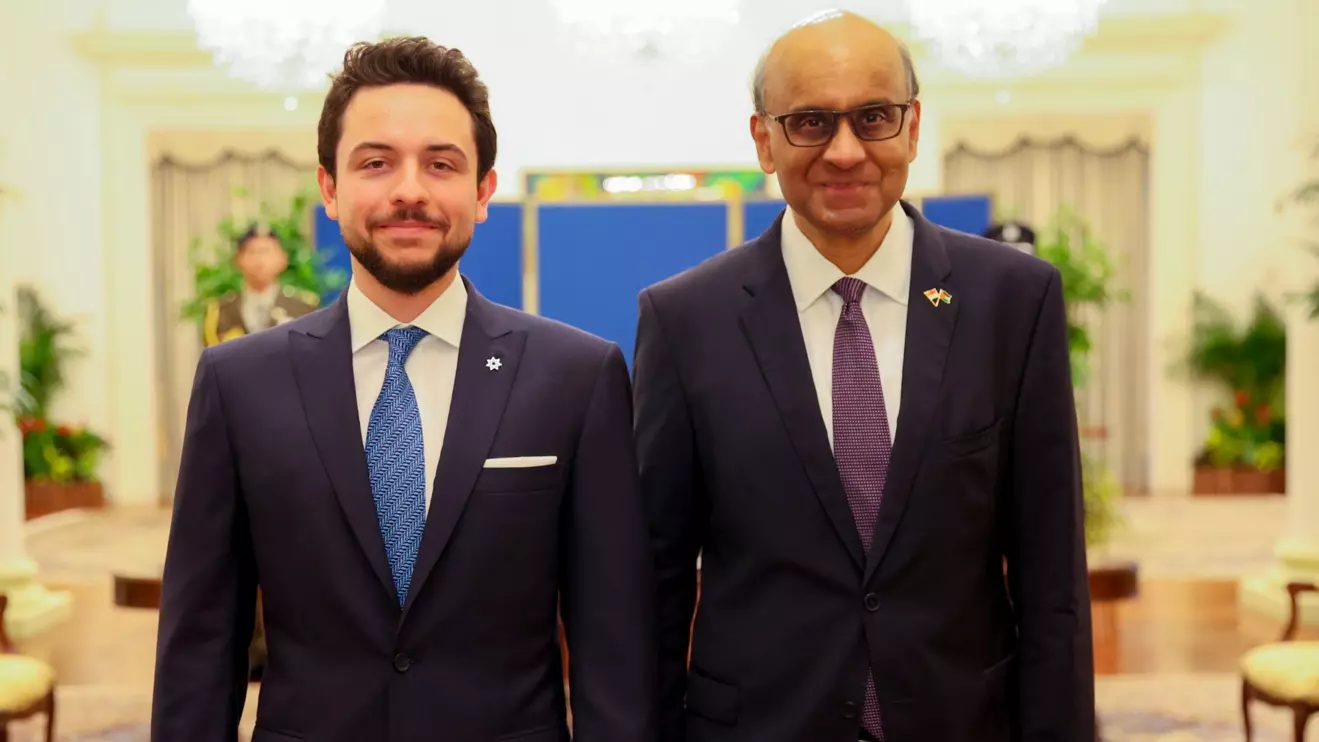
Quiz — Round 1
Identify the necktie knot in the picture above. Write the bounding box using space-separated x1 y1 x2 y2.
832 276 867 305
382 326 428 368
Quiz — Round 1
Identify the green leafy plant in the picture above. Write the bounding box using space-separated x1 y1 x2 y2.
1032 207 1131 550
14 286 109 482
1081 451 1122 549
18 417 107 483
1034 207 1131 387
1184 293 1286 471
16 285 79 420
180 188 347 323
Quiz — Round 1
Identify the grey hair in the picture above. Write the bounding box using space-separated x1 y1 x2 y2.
750 30 920 115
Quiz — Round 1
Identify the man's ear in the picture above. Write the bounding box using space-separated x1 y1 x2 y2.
317 165 338 220
906 99 921 164
475 168 498 223
750 113 776 175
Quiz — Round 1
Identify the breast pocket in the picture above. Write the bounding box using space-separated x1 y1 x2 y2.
473 462 567 493
943 418 1003 458
934 419 1003 522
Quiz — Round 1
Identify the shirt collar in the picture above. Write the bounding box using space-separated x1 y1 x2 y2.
347 275 467 353
780 202 913 312
242 283 279 303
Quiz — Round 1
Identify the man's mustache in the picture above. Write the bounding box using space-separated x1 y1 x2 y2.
367 207 448 230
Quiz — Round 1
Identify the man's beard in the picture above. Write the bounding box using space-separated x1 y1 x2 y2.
345 207 470 295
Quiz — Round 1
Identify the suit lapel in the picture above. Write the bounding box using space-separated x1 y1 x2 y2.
289 293 397 602
739 218 866 571
864 204 957 584
402 281 524 618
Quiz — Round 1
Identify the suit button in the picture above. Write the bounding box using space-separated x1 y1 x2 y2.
841 701 859 719
393 653 412 672
864 593 881 612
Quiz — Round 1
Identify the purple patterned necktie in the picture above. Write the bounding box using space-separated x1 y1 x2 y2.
831 276 892 740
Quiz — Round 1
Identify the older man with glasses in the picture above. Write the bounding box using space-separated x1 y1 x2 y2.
632 10 1095 742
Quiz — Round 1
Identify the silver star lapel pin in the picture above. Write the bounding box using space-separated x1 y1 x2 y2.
486 356 502 371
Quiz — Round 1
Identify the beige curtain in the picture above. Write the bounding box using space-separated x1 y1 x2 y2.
151 149 318 502
943 136 1151 493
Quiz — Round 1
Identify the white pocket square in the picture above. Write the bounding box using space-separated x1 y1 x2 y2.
483 456 558 468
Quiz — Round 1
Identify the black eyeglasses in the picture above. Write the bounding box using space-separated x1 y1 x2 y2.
767 102 914 148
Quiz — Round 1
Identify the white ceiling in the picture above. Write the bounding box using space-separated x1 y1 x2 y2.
87 0 1226 35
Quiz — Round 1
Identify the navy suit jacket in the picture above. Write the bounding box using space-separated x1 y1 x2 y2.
153 278 657 742
633 202 1095 742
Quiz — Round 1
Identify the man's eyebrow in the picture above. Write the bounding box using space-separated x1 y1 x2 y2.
348 142 469 159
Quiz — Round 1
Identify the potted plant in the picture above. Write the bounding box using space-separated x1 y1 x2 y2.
1184 293 1286 494
1033 208 1138 648
15 286 109 518
1034 207 1130 548
180 188 347 327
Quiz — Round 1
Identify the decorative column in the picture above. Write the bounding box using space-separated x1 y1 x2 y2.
1240 305 1319 626
1280 308 1319 582
0 258 72 658
1238 0 1319 628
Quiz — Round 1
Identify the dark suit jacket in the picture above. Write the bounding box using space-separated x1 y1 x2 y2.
633 202 1094 742
153 278 657 742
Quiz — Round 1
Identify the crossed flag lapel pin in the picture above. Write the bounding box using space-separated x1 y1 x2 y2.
923 288 952 307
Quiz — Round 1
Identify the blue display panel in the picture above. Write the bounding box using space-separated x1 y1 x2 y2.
919 194 992 237
536 203 728 365
743 200 786 243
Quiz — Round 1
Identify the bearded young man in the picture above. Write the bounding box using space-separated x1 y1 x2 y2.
152 36 656 742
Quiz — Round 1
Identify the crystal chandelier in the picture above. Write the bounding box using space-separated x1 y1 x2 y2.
550 0 741 58
905 0 1109 78
188 0 387 90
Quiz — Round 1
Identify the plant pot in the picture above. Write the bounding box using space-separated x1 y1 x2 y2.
24 479 106 520
1191 466 1285 496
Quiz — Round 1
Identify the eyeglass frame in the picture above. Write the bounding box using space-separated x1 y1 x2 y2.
763 100 916 148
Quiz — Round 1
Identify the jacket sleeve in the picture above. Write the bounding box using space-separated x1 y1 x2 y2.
633 288 709 742
152 349 258 742
1005 266 1096 741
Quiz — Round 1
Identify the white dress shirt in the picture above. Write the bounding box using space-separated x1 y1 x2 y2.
348 277 467 513
779 204 913 446
240 284 279 331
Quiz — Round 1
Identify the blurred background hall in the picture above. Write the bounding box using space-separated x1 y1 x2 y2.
1 0 1318 739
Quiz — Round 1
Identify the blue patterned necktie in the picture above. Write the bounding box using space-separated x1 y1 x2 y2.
831 276 893 740
366 326 429 607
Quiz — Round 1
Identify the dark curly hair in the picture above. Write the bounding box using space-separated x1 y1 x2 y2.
318 36 497 181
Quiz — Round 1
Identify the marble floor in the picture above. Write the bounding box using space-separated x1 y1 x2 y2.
7 494 1305 741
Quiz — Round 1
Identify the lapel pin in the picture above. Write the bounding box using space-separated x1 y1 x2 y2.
486 356 502 371
923 288 941 307
938 289 952 305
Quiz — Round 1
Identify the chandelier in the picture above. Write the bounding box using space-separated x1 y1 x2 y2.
549 0 741 58
905 0 1109 78
188 0 387 90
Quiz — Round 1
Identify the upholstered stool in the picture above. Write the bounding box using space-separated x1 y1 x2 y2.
0 594 56 742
